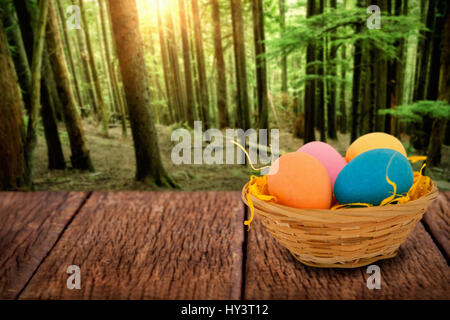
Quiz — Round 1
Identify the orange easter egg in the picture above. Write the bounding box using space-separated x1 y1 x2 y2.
346 132 407 162
267 152 332 209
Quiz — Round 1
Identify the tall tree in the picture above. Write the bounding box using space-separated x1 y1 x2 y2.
165 6 187 122
327 0 338 139
339 44 347 133
98 0 127 136
351 0 364 142
41 50 66 170
427 0 448 165
79 0 109 135
338 49 348 133
23 0 49 186
316 0 326 141
187 0 202 120
0 19 26 190
231 0 251 130
156 0 175 123
414 0 436 101
384 0 400 134
412 0 427 101
426 0 445 101
5 1 66 170
211 0 230 128
301 0 316 142
279 0 288 94
46 0 94 171
394 0 408 110
191 0 210 129
252 0 269 131
109 0 176 187
71 0 98 118
179 0 197 127
412 0 440 150
373 0 388 132
56 0 83 108
1 2 31 113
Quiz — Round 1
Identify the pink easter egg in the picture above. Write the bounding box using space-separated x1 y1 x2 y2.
297 141 347 192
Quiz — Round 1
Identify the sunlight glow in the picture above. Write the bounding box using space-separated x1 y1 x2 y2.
141 0 173 14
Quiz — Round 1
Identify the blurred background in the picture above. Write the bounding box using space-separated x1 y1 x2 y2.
0 0 448 191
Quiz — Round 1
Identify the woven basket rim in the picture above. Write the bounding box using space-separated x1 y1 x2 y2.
241 181 438 218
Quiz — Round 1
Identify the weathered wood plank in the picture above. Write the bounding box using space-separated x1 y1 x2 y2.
423 192 449 260
0 192 89 299
19 192 245 299
244 216 450 299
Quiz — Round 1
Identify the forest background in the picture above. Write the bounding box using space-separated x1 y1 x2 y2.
0 0 449 191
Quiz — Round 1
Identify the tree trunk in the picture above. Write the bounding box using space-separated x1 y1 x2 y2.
95 5 116 115
79 0 109 135
1 3 32 114
72 0 98 118
279 0 288 94
56 0 83 108
412 0 427 102
192 0 210 129
427 0 449 166
351 0 364 142
46 0 94 171
361 46 376 135
186 0 202 121
395 0 408 107
156 1 175 123
0 20 26 190
414 0 436 101
23 0 49 187
109 0 176 187
316 0 326 142
41 49 66 170
422 0 444 152
231 0 251 130
179 0 197 127
211 0 230 128
426 0 445 101
252 0 269 131
339 45 347 133
412 0 438 150
165 7 187 123
301 0 317 142
99 0 127 136
327 0 337 139
6 1 66 170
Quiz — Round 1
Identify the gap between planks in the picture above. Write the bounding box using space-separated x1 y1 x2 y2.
14 192 92 299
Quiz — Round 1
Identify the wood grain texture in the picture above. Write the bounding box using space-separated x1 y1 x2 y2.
244 216 450 300
0 192 88 299
423 192 449 260
19 192 244 299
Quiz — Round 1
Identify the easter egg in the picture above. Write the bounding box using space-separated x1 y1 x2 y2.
297 141 347 192
334 149 414 205
346 132 407 162
267 152 332 209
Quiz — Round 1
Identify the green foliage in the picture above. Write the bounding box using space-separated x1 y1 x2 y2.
378 101 450 123
266 6 426 90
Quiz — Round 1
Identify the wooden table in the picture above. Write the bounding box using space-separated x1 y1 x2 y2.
0 191 448 300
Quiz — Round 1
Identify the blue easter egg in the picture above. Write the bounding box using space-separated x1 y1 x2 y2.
334 149 414 205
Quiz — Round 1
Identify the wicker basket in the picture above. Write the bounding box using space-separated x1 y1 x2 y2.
241 182 439 268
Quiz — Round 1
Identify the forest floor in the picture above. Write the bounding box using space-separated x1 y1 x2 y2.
33 116 450 191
